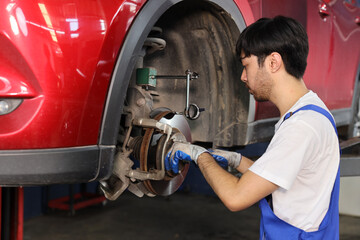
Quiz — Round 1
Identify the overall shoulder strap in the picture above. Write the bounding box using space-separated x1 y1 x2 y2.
283 104 337 135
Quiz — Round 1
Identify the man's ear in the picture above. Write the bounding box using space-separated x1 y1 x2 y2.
268 52 282 73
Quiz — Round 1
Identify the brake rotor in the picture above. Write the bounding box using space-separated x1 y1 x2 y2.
139 109 191 196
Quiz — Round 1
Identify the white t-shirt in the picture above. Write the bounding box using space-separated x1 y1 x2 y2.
249 91 340 232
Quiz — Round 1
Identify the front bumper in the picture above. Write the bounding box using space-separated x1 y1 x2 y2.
0 145 114 186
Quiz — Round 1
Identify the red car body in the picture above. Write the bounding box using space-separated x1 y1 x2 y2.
0 0 359 185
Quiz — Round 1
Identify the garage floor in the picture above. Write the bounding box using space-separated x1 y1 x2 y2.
24 191 360 240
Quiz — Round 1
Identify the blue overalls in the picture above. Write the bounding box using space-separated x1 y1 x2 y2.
259 104 340 240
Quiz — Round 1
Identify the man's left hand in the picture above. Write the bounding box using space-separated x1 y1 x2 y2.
165 142 207 173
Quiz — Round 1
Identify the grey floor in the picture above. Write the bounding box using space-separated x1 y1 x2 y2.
24 191 360 240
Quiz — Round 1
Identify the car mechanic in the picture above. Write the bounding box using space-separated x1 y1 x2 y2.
165 16 340 239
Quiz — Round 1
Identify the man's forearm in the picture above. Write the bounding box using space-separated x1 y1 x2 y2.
197 152 277 212
197 152 242 211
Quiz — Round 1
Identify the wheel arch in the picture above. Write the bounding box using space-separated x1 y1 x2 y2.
99 0 253 147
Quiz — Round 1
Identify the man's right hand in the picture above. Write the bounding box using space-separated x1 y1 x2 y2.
210 149 242 169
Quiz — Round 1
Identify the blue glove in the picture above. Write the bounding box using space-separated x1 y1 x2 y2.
209 149 242 169
165 150 191 173
208 150 228 168
165 142 207 174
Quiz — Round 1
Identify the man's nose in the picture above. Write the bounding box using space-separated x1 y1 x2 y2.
240 69 247 82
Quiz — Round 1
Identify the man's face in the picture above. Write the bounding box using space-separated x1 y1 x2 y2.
240 54 273 102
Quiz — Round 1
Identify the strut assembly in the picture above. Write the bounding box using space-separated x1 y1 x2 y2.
136 68 204 120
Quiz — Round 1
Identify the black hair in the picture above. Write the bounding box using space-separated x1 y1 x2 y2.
236 16 309 79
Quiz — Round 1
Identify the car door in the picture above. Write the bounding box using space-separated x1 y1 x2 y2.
325 0 360 110
304 0 334 105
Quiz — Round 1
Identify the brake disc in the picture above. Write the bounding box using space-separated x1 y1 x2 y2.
139 109 191 196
